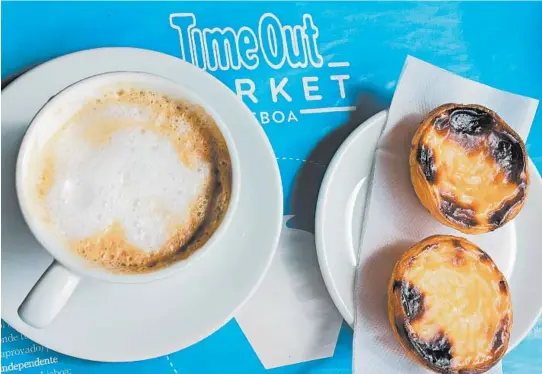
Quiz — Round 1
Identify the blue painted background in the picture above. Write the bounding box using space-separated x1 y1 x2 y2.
1 2 541 373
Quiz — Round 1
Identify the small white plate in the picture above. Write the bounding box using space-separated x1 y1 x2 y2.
1 48 283 361
315 110 542 351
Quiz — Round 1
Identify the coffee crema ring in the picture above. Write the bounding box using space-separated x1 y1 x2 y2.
388 235 512 374
409 103 529 234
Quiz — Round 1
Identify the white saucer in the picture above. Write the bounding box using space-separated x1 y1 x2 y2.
315 110 542 351
1 48 283 361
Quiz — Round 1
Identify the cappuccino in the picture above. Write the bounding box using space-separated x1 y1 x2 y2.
27 88 232 273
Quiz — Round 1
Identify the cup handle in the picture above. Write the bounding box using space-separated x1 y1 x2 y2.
18 261 80 328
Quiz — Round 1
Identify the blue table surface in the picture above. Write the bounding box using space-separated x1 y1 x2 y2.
1 2 541 374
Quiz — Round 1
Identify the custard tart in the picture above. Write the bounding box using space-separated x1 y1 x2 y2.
410 104 529 234
388 235 512 374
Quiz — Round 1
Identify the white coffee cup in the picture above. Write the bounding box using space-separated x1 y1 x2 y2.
15 71 240 328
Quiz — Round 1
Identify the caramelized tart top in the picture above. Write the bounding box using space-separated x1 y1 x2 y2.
390 235 512 373
413 104 528 233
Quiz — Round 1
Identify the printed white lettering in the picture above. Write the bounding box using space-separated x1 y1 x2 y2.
203 28 241 70
302 77 322 101
270 78 292 102
272 111 286 123
191 28 206 69
302 15 323 68
169 12 325 71
283 25 308 68
237 27 260 69
287 111 299 122
259 13 286 69
260 111 270 124
235 79 258 103
169 12 352 122
169 14 197 63
330 74 350 99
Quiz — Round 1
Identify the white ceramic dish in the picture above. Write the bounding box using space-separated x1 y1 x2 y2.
315 110 542 352
1 48 283 361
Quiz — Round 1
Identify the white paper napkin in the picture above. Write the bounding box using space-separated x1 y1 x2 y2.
353 56 539 374
236 216 343 369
